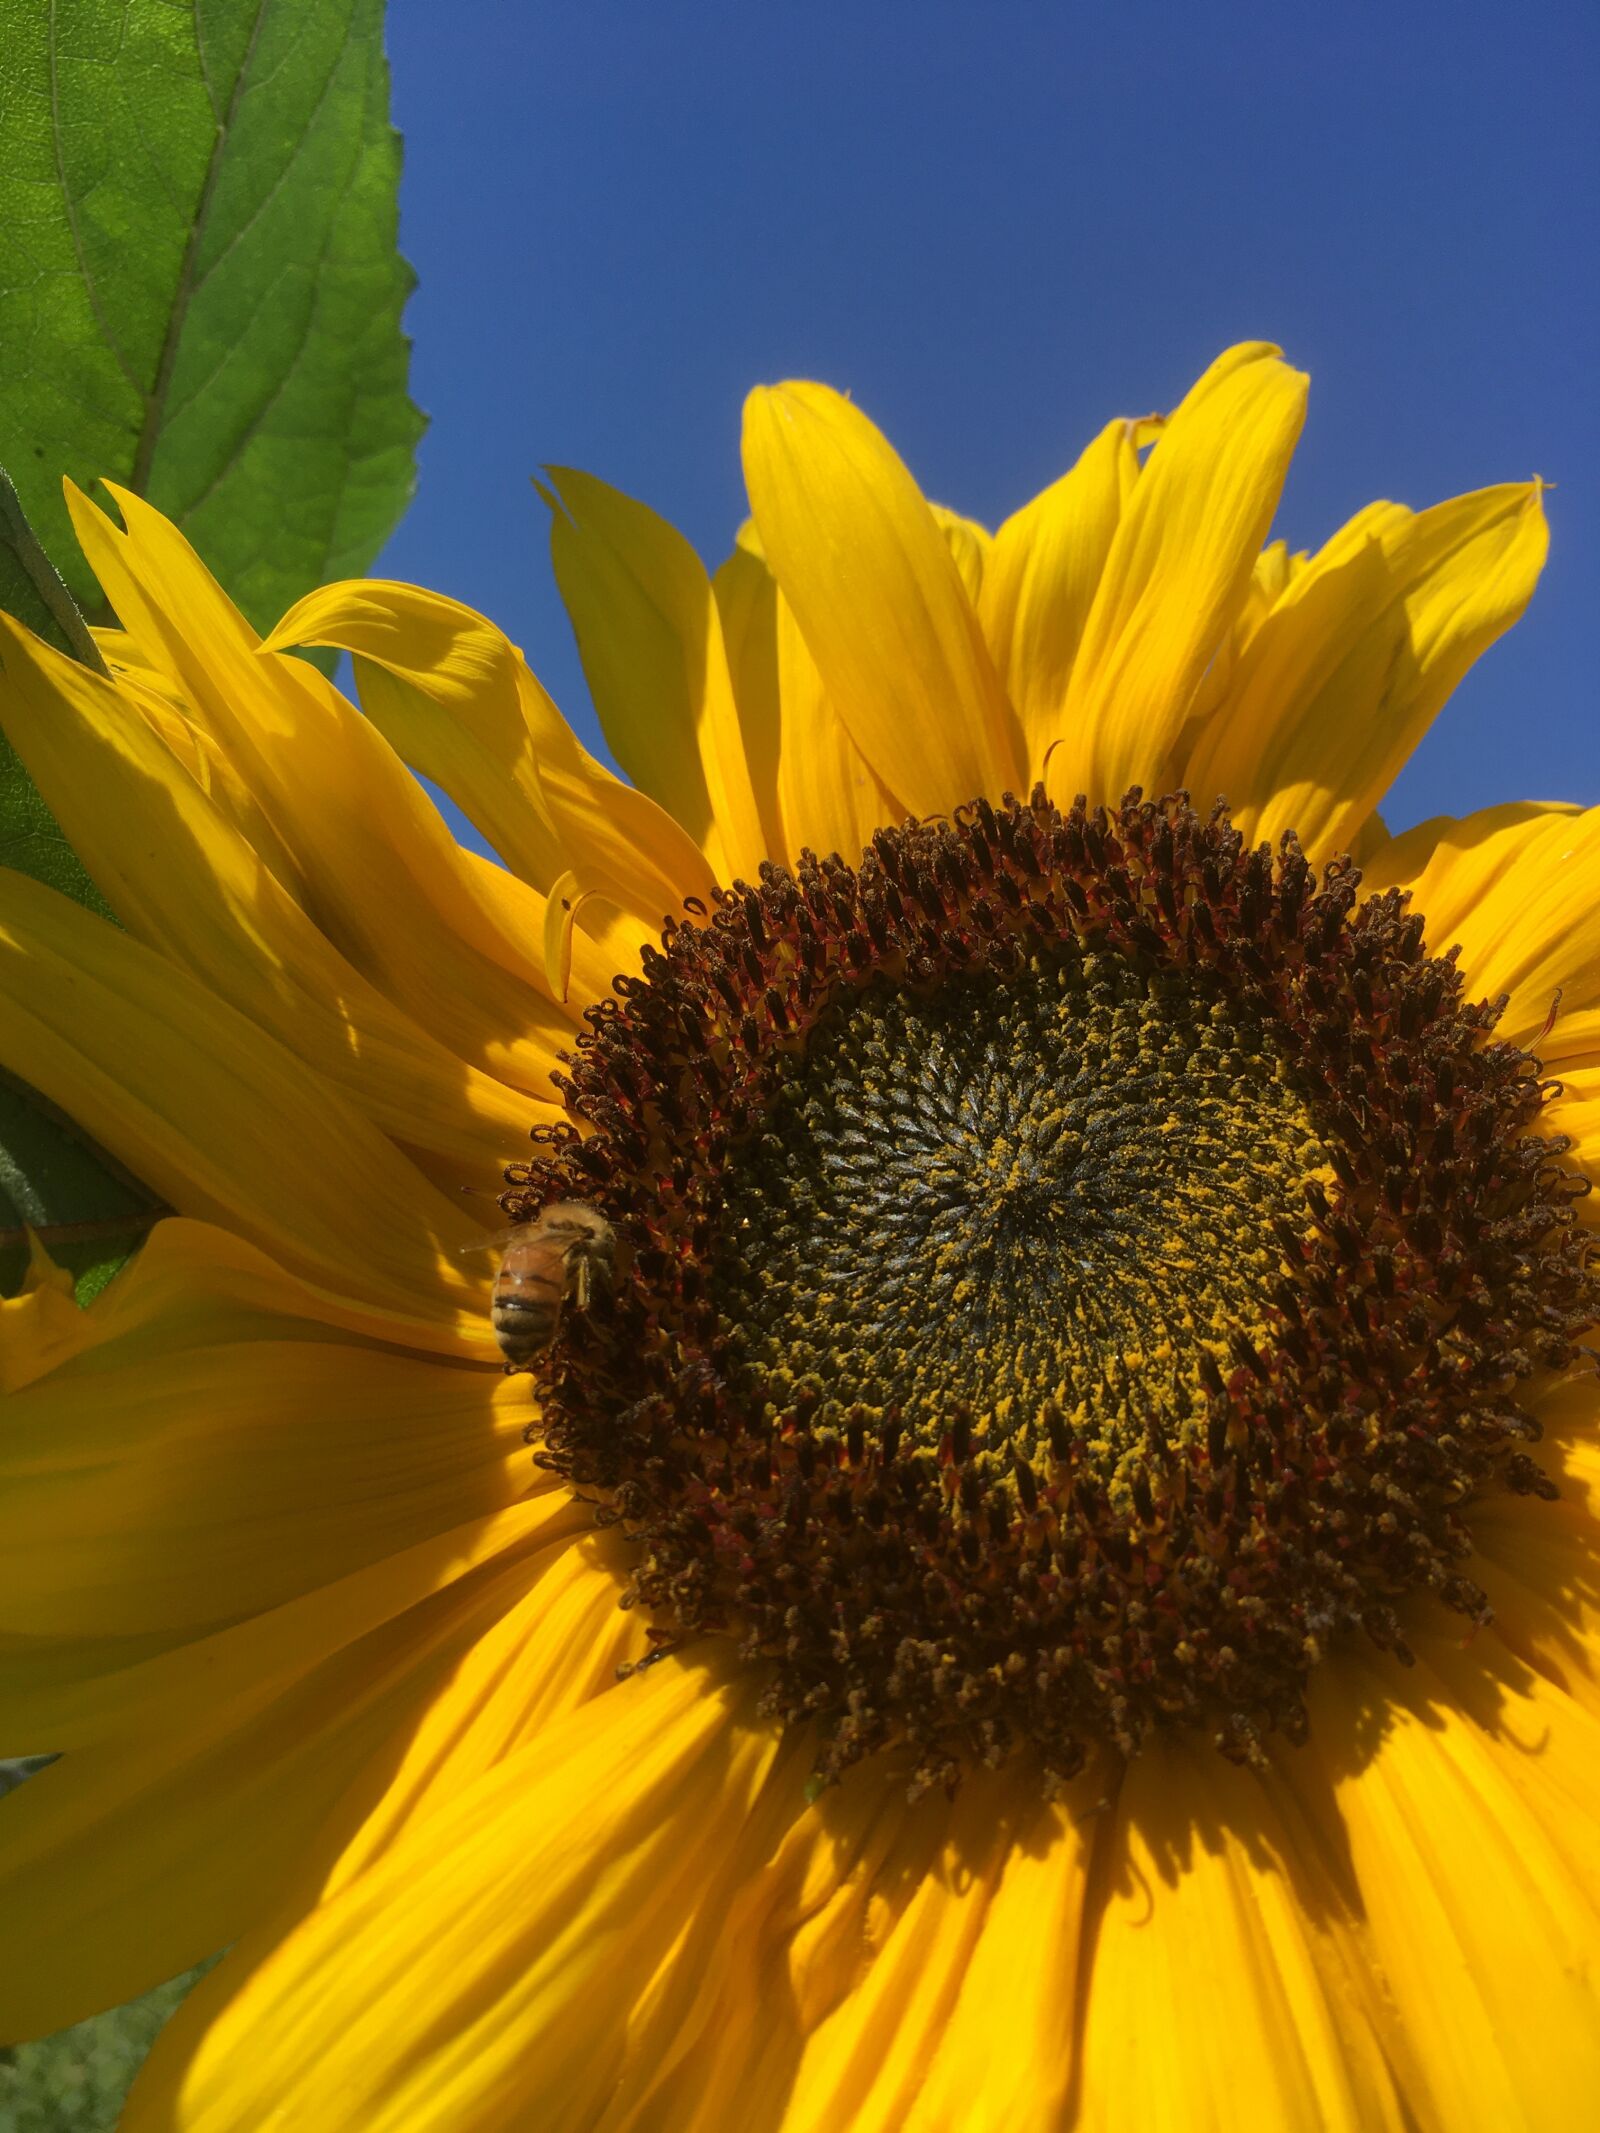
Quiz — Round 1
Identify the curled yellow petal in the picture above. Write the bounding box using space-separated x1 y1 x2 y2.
0 868 487 1326
0 611 540 1176
543 867 604 1005
1188 482 1549 857
263 580 571 892
65 486 581 1087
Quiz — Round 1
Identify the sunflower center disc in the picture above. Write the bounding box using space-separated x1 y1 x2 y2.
513 789 1596 1795
717 961 1324 1458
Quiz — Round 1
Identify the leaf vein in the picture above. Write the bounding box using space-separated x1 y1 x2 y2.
45 0 145 400
127 0 275 497
178 143 365 530
187 16 355 306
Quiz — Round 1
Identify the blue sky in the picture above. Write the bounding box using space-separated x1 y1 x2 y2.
378 0 1596 856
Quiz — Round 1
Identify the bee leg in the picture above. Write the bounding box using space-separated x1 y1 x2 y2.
616 1632 683 1682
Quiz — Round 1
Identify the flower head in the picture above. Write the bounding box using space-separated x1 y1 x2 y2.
1 344 1596 2130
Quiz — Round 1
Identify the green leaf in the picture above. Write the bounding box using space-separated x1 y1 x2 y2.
0 466 108 664
0 474 114 913
0 0 424 635
0 1068 163 1301
0 724 112 919
0 1958 220 2132
0 477 146 1302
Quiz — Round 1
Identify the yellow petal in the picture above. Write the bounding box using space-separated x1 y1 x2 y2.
0 613 542 1176
0 1334 529 1648
742 381 1026 818
0 869 489 1326
766 1802 1003 2130
569 1728 820 2129
599 1744 928 2126
90 624 188 706
1299 1643 1600 2131
447 837 627 1033
711 540 787 853
2 1216 496 1403
450 673 703 993
536 740 713 932
66 485 581 1089
771 593 904 864
651 1762 1085 2133
125 1654 777 2133
14 1481 572 1748
543 467 769 881
979 417 1141 784
1063 343 1308 809
1545 1060 1600 1201
360 680 677 1014
715 541 904 866
1346 803 1392 870
318 1536 638 1897
895 1781 1096 2131
930 503 992 603
1176 530 1329 763
1359 801 1600 1053
1421 1631 1600 1919
0 1217 514 1704
1186 483 1549 858
1250 535 1298 610
1472 1462 1600 1724
0 1499 595 2043
97 648 310 894
263 578 711 966
1078 1736 1406 2131
263 580 569 890
0 1234 84 1394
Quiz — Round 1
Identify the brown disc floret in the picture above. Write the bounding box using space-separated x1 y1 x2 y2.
508 789 1596 1796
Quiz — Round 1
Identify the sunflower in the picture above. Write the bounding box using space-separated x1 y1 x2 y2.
1 340 1597 2132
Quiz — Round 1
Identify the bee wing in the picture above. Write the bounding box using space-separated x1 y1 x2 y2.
458 1225 526 1257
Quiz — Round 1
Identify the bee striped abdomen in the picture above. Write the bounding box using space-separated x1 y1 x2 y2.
488 1203 615 1369
490 1259 564 1364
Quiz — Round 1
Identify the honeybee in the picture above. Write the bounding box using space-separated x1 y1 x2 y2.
477 1203 615 1367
